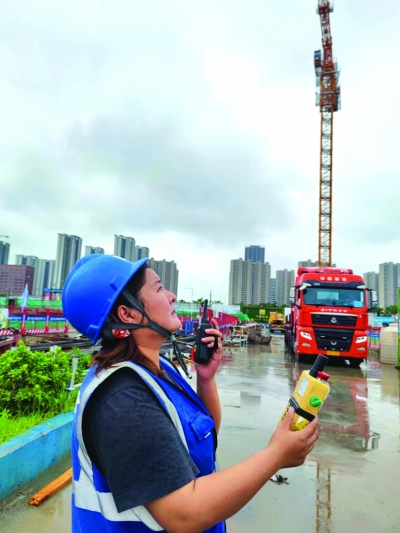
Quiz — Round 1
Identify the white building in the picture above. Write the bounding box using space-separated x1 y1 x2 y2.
378 262 400 308
269 278 276 304
16 255 56 296
363 271 379 302
276 269 295 306
298 259 318 268
35 259 56 295
228 259 271 305
114 235 136 262
136 246 150 260
298 260 337 268
85 246 105 255
15 255 38 268
149 258 179 295
0 241 10 265
54 234 82 289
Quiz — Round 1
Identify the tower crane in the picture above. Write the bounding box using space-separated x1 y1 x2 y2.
312 5 341 528
314 1 341 267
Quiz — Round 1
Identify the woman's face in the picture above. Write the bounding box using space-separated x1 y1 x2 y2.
139 268 182 332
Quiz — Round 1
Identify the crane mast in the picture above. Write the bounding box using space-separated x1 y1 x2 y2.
314 1 341 267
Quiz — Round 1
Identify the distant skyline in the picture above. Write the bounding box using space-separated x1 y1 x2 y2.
2 233 399 301
1 0 399 302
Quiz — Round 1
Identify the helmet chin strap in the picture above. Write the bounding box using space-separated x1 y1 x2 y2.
103 290 191 378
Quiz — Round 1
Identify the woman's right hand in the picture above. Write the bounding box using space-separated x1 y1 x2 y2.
146 406 319 532
267 407 319 468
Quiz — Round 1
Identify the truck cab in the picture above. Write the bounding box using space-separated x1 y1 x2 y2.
285 267 377 367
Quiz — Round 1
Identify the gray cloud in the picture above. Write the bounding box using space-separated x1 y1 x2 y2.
1 108 293 249
64 111 292 241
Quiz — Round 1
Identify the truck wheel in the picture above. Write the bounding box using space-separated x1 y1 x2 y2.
349 358 363 368
296 350 307 363
290 334 295 354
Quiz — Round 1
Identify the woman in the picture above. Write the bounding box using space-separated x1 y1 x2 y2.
63 254 318 533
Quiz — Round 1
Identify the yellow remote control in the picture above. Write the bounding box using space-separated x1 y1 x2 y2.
279 355 330 431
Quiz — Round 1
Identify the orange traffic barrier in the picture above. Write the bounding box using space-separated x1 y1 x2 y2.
28 468 72 506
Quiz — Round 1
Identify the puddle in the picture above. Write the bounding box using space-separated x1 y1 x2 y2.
2 340 400 533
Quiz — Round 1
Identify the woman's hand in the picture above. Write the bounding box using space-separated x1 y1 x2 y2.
195 318 223 381
267 407 319 468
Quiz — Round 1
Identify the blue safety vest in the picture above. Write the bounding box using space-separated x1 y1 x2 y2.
72 356 226 532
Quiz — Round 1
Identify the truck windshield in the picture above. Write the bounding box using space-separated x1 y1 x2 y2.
302 287 364 308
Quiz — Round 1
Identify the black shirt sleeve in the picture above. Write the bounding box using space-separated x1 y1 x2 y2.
82 367 199 513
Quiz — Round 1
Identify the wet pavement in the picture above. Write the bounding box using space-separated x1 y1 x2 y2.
1 337 400 532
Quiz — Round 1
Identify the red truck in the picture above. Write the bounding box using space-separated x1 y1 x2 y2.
284 267 377 367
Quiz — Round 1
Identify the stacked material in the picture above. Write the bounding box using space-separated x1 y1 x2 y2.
380 324 398 365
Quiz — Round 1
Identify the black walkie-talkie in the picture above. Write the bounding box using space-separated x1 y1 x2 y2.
193 299 218 364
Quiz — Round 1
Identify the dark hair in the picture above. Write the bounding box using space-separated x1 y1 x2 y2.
92 265 162 376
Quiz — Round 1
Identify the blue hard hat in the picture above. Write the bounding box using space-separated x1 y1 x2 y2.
62 254 149 344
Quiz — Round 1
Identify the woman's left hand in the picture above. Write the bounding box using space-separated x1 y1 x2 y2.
194 318 223 381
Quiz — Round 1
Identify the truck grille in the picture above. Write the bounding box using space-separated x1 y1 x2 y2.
314 328 354 352
312 314 357 327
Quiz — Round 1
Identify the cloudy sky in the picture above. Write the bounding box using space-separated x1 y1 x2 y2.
1 0 399 302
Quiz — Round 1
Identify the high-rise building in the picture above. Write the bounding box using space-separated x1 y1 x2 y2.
54 234 82 289
298 260 337 268
0 241 10 265
114 235 136 262
16 255 39 294
378 262 400 308
149 258 179 295
276 269 295 306
252 262 271 304
229 259 251 305
85 246 105 255
136 246 150 260
16 255 37 294
0 265 34 295
15 255 56 296
363 271 379 303
245 246 265 264
35 259 56 296
269 278 276 304
298 259 318 268
228 259 271 305
15 254 38 267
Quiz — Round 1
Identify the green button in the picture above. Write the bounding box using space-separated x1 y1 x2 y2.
310 396 322 408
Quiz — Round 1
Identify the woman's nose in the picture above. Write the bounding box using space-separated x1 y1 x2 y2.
169 291 177 303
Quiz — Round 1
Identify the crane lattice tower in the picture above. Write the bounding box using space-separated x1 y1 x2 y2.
314 0 341 267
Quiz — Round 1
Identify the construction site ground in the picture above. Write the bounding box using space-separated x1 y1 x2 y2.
1 338 399 533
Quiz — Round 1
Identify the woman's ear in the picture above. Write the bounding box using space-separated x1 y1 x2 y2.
116 305 143 324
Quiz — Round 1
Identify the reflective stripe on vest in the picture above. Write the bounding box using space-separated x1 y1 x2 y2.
73 360 190 530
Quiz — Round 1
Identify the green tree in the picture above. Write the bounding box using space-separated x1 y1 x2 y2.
383 305 398 316
374 307 384 317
